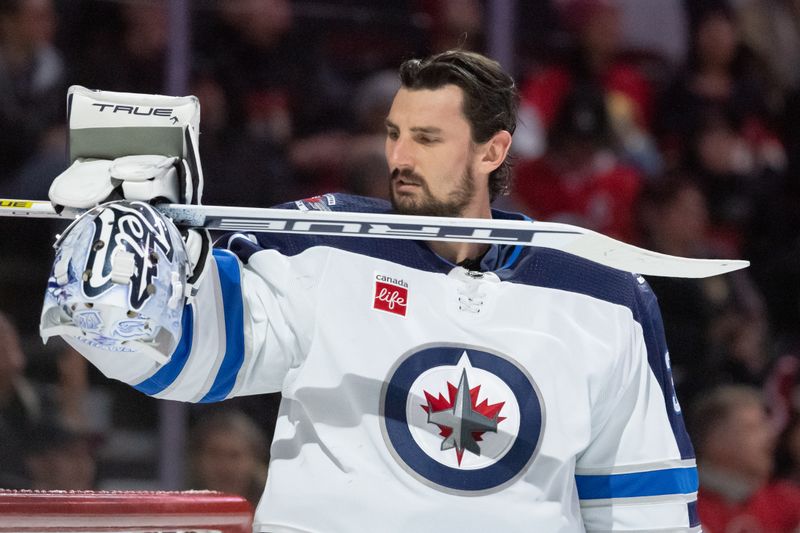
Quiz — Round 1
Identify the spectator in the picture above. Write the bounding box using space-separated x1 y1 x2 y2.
23 418 96 490
193 0 351 204
744 10 800 347
684 109 784 255
637 176 716 398
0 0 66 185
338 69 399 200
735 0 800 113
68 0 169 95
659 2 778 139
657 4 786 256
517 0 661 174
690 385 800 532
638 176 767 405
188 410 269 508
341 135 391 200
46 345 94 434
711 305 776 390
513 82 643 243
775 411 800 485
418 0 485 54
613 0 689 71
0 310 42 488
0 310 102 488
0 1 72 321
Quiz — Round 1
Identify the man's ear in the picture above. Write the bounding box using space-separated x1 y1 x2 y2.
477 130 513 175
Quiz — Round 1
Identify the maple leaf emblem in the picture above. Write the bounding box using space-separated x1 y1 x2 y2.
421 368 506 465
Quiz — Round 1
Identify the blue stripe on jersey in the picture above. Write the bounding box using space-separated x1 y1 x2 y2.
497 212 530 270
199 249 246 403
687 499 700 527
575 466 698 500
499 244 523 270
133 305 194 396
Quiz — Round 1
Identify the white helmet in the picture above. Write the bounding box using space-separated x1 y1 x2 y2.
40 201 189 364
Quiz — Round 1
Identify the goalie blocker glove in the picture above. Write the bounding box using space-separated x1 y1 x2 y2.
40 201 209 364
48 85 204 209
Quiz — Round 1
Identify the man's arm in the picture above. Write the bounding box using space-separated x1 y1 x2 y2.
41 204 314 403
135 247 307 402
37 86 316 403
576 277 700 532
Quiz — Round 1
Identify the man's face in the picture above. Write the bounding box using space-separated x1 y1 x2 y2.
28 440 96 490
0 320 25 400
195 430 261 496
708 403 776 482
384 85 485 218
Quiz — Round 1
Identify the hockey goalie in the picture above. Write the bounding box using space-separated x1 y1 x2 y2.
40 51 701 532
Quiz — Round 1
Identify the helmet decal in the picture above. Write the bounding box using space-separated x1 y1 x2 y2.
41 201 188 359
83 202 176 310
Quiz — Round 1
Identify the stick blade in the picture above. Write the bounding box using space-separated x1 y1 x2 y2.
560 230 750 278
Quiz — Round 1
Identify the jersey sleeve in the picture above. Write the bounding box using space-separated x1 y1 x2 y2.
576 276 700 532
68 193 382 402
72 236 321 403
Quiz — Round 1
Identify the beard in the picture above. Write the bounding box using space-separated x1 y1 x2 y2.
389 167 476 218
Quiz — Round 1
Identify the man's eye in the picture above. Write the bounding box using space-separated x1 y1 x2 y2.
387 130 399 140
417 136 436 144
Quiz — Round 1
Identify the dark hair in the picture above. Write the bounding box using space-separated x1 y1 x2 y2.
687 384 764 459
548 81 611 149
686 3 753 79
775 410 800 480
398 50 519 201
638 171 702 210
188 409 269 507
0 0 22 18
190 409 269 461
25 418 89 458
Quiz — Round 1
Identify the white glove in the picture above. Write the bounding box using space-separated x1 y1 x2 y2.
50 154 186 209
49 86 204 211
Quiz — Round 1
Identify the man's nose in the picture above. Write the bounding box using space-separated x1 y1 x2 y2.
387 137 414 171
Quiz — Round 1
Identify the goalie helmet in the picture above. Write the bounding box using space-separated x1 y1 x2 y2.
40 201 189 364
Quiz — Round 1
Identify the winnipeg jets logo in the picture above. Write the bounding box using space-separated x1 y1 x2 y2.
83 202 174 309
423 368 505 465
381 345 544 494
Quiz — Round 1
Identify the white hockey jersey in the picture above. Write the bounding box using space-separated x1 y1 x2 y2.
71 194 701 532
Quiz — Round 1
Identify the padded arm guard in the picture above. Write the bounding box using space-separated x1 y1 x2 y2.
49 86 204 209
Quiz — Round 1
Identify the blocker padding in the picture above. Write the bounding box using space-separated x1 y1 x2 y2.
0 490 253 532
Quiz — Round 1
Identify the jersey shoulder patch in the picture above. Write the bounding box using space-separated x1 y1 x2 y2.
284 193 392 214
225 193 399 263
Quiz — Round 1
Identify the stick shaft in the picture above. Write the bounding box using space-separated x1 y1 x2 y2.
0 198 749 278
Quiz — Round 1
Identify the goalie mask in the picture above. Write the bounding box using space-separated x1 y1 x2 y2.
41 201 189 364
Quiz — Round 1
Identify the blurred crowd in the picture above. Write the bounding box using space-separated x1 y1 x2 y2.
3 0 800 529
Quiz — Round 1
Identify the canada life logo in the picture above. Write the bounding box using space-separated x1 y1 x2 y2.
373 274 408 317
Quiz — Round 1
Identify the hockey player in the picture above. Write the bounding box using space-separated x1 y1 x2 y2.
40 51 700 531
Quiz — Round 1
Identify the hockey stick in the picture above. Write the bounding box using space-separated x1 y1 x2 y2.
0 198 748 278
